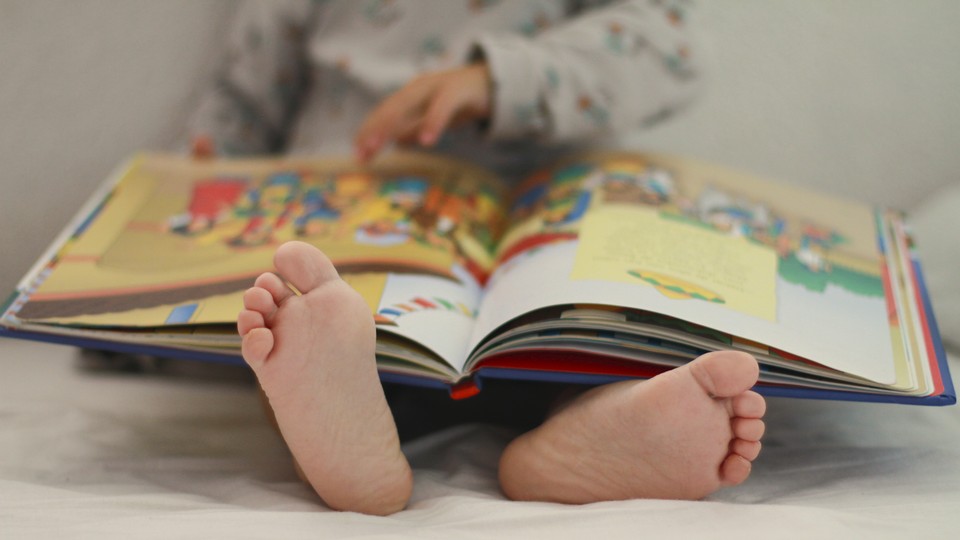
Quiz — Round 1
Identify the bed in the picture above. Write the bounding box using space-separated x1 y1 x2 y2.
2 338 958 538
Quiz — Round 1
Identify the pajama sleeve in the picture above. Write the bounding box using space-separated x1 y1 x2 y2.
188 0 317 155
474 0 703 142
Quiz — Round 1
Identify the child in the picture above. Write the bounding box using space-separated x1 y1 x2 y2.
196 0 766 515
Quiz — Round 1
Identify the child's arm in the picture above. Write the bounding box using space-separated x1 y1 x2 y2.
188 1 318 156
356 0 703 160
479 0 703 141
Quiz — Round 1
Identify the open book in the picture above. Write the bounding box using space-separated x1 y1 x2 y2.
1 152 953 405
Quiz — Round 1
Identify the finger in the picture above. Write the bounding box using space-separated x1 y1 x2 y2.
420 84 461 146
394 116 426 146
355 114 387 163
356 77 437 160
354 133 381 163
356 114 422 162
421 64 491 145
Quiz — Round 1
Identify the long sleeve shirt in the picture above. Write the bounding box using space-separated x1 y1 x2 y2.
189 0 703 178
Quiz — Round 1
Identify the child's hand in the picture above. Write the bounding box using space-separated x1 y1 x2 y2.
355 63 491 163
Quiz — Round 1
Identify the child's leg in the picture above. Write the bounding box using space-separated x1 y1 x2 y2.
498 352 765 502
384 379 567 441
239 241 412 515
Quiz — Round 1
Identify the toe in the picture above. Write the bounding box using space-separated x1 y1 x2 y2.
237 309 265 336
730 439 762 461
731 391 766 419
688 351 759 399
719 454 752 487
244 287 277 317
241 327 275 368
255 272 295 304
274 241 340 294
732 418 765 442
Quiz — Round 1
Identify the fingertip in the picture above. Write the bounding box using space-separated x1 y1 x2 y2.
353 142 373 164
419 128 438 147
354 145 370 164
421 88 457 146
354 123 382 155
367 134 385 158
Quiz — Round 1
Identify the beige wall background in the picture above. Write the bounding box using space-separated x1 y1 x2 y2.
1 0 959 296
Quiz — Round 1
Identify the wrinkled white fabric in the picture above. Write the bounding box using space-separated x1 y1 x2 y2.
2 339 959 539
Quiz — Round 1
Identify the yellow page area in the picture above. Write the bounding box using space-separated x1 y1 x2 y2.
572 206 778 321
21 152 506 330
29 273 388 328
34 155 464 295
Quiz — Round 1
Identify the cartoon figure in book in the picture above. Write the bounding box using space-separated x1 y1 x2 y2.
294 170 372 240
542 163 594 226
695 186 750 237
636 166 676 205
689 185 849 275
595 167 644 205
594 159 675 207
354 176 428 246
694 186 782 243
796 223 843 273
324 171 377 240
294 183 341 238
754 216 791 258
412 182 504 282
509 170 552 223
461 184 504 252
406 183 456 249
167 177 248 236
230 171 302 247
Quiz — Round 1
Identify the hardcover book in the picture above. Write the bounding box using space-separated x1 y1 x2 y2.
2 151 953 405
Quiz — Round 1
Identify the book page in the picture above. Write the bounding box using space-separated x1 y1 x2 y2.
473 152 896 384
571 206 778 321
17 152 507 371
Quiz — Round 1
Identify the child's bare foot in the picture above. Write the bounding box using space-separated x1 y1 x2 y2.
238 241 412 515
498 351 765 503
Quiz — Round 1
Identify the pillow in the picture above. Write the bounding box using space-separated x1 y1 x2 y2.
909 181 960 352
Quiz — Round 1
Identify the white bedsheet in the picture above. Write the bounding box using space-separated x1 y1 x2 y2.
2 339 959 538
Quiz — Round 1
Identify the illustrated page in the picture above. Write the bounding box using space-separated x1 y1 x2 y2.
473 152 896 384
18 152 509 371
